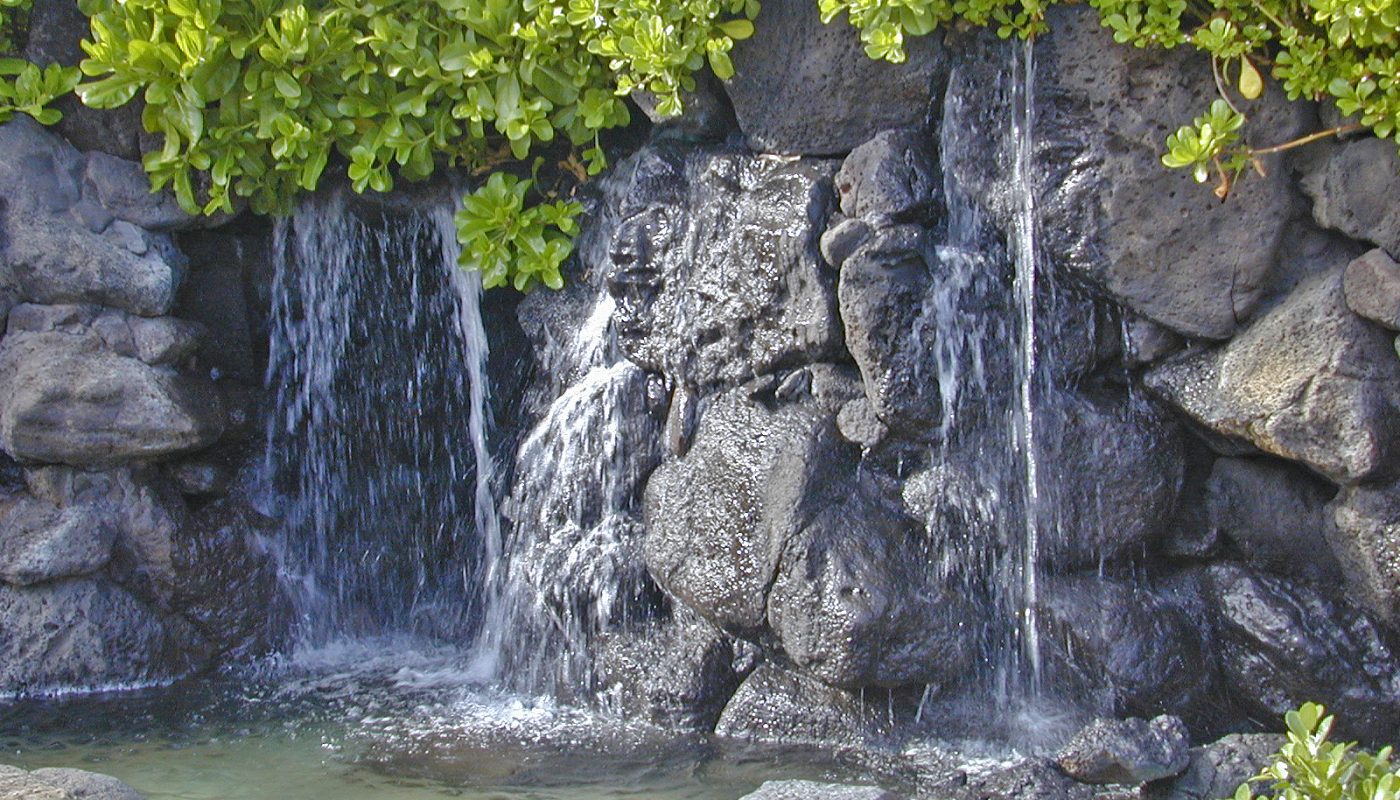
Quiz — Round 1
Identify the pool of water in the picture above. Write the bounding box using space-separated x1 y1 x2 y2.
0 639 884 800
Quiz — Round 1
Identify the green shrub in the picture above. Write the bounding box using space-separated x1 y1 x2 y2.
0 0 79 127
1229 703 1400 800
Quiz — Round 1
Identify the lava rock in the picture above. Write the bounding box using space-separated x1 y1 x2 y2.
1204 563 1400 741
1121 315 1184 367
1301 138 1400 259
643 367 862 636
1204 457 1340 583
596 610 744 731
738 780 900 800
1036 575 1215 723
1035 390 1185 569
1055 716 1191 785
1146 734 1283 800
0 118 191 316
925 759 1099 800
1326 482 1400 630
1145 266 1400 484
714 664 895 748
834 127 941 225
0 577 205 695
943 7 1308 339
0 493 114 586
0 304 224 467
601 143 846 392
630 69 737 140
722 0 945 155
766 482 975 688
1343 248 1400 330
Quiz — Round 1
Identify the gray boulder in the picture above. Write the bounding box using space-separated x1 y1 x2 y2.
0 492 113 586
723 0 944 155
1146 266 1400 484
1146 734 1283 800
834 127 941 225
602 143 845 392
1055 716 1191 785
739 780 900 800
1343 248 1400 330
0 578 205 695
596 610 744 731
0 304 224 467
943 6 1308 339
714 664 895 747
0 118 190 316
1204 457 1340 583
1301 137 1400 259
1327 482 1400 630
1204 563 1400 741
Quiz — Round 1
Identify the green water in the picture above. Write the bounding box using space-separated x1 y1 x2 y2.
0 640 876 800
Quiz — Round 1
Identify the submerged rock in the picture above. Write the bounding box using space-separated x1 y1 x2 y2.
1055 716 1191 785
1146 266 1400 484
723 0 944 155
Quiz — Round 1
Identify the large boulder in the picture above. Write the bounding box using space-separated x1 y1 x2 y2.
1326 482 1400 631
643 367 861 636
0 304 224 467
602 144 846 392
596 610 744 731
1301 138 1400 259
1204 564 1400 741
0 577 205 695
1204 457 1340 583
943 6 1309 339
722 0 945 155
1036 575 1215 723
714 664 898 747
0 118 191 316
1146 266 1400 484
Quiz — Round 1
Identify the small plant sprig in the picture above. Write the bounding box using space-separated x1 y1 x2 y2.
455 172 582 293
0 0 77 127
1228 703 1400 800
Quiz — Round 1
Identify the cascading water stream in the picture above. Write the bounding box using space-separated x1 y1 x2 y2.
263 186 499 646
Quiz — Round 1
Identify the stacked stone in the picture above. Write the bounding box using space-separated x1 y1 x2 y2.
0 115 282 696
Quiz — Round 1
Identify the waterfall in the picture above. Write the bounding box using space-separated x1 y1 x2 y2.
263 186 499 645
924 36 1049 708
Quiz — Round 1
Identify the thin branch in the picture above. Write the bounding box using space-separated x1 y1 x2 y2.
1248 122 1365 155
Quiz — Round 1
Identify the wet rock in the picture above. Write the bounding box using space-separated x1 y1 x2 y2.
1036 575 1214 723
0 118 189 315
1121 315 1183 368
739 780 899 800
1301 138 1400 258
597 610 743 731
0 577 205 695
602 143 845 392
164 457 234 497
834 127 941 225
27 767 146 800
836 397 888 448
1326 482 1400 630
1037 390 1185 569
1145 266 1400 484
1146 734 1283 800
176 228 274 384
723 0 945 155
714 664 895 748
944 7 1308 339
926 759 1098 800
0 304 224 467
643 367 862 636
0 493 113 586
767 483 975 688
171 497 287 658
1055 716 1190 785
1343 248 1400 330
1204 564 1400 741
1204 457 1339 583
